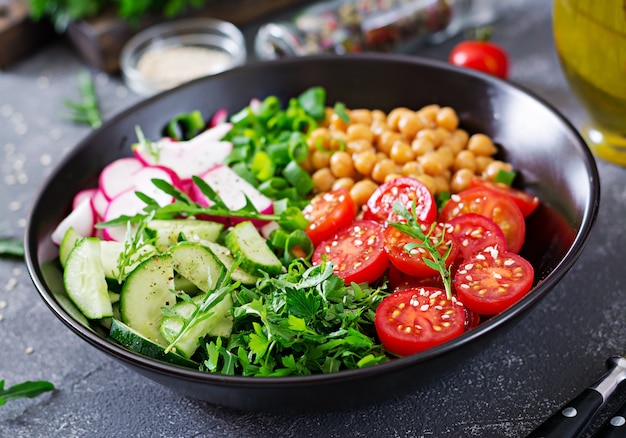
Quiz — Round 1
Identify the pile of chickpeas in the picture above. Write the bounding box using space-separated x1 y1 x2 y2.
300 104 513 209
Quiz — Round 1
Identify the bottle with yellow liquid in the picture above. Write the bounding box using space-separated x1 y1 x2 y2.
553 0 626 165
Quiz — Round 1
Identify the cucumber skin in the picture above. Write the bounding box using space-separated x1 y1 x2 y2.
109 318 198 368
148 219 223 252
119 254 176 347
225 221 282 276
170 242 222 293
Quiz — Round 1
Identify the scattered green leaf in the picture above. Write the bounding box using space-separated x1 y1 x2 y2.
0 380 55 406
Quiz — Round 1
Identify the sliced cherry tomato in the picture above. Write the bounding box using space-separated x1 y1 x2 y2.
383 222 459 277
363 177 437 225
454 247 534 315
312 219 388 284
303 188 357 246
375 287 467 356
449 40 509 79
447 213 508 260
439 187 525 253
386 264 444 291
469 177 540 217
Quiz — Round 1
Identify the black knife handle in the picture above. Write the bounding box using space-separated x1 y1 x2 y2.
526 388 603 438
591 399 626 437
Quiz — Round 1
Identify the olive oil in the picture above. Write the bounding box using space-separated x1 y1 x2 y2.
553 0 626 165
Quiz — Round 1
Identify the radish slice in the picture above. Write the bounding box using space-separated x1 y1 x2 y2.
99 157 145 200
132 123 233 180
209 108 228 127
51 198 95 245
102 189 146 242
131 165 180 207
90 188 109 221
191 164 273 225
73 188 96 210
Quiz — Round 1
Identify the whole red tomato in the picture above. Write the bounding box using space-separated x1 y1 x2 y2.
449 40 509 79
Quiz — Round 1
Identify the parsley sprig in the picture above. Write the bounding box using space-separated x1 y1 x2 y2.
0 380 54 406
200 259 390 376
390 202 454 299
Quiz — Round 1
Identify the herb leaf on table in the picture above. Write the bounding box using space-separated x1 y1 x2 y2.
0 380 55 406
0 238 24 258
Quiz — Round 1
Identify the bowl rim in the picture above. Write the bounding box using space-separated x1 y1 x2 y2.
25 53 601 388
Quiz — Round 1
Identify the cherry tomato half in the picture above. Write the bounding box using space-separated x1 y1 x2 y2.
447 213 508 260
303 188 357 246
449 40 509 79
363 177 437 225
439 187 525 253
383 223 459 277
454 247 534 315
312 219 388 284
375 287 467 356
469 178 540 217
386 264 444 291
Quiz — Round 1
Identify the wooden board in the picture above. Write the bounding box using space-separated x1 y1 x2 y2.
0 0 54 69
66 0 312 73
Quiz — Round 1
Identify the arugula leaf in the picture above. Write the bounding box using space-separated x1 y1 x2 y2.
0 380 54 406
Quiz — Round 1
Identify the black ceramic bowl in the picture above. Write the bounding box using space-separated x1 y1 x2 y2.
25 54 599 412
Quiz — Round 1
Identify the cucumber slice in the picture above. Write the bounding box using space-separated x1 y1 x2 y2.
63 237 113 319
148 219 223 252
224 221 282 276
120 254 176 347
109 318 198 368
59 227 83 268
100 240 157 281
170 241 222 292
160 293 233 359
201 240 258 285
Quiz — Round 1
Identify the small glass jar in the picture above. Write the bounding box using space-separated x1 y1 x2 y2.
121 18 247 96
255 0 453 59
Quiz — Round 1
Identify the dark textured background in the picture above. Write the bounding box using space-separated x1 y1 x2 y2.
2 1 625 436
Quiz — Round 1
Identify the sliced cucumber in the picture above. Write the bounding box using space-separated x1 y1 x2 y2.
201 240 258 285
63 237 113 319
170 241 222 292
159 293 233 359
148 219 223 252
59 227 83 268
224 221 282 276
120 254 176 347
109 318 198 368
100 240 157 281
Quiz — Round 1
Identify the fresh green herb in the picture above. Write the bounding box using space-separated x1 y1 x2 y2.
494 169 517 186
135 126 161 162
0 380 54 406
200 259 390 376
333 101 350 124
0 238 24 258
114 211 158 283
64 70 102 129
163 110 206 141
390 202 454 299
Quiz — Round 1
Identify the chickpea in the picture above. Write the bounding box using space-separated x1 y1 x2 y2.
329 151 355 178
371 158 398 183
420 151 447 176
346 139 374 154
397 112 423 139
353 150 378 176
436 106 459 131
370 118 387 137
377 130 403 155
401 160 423 176
417 104 440 128
413 174 437 195
411 137 436 156
483 160 514 180
467 133 498 156
346 123 374 142
387 107 412 131
329 112 349 132
435 145 454 169
371 109 387 123
384 173 403 183
312 168 336 192
349 109 373 125
475 155 494 173
434 127 452 146
454 150 477 172
416 128 442 147
450 168 475 192
433 175 450 194
389 140 415 164
451 128 470 147
332 177 355 191
299 154 314 173
311 149 331 170
350 179 379 207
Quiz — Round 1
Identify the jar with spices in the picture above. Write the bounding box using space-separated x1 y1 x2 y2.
255 0 453 59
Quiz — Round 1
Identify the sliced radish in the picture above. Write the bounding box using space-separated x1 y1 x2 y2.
190 164 273 225
209 108 228 127
131 165 180 206
102 189 146 241
51 198 95 245
72 188 96 210
132 123 233 180
98 157 145 200
90 188 109 221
